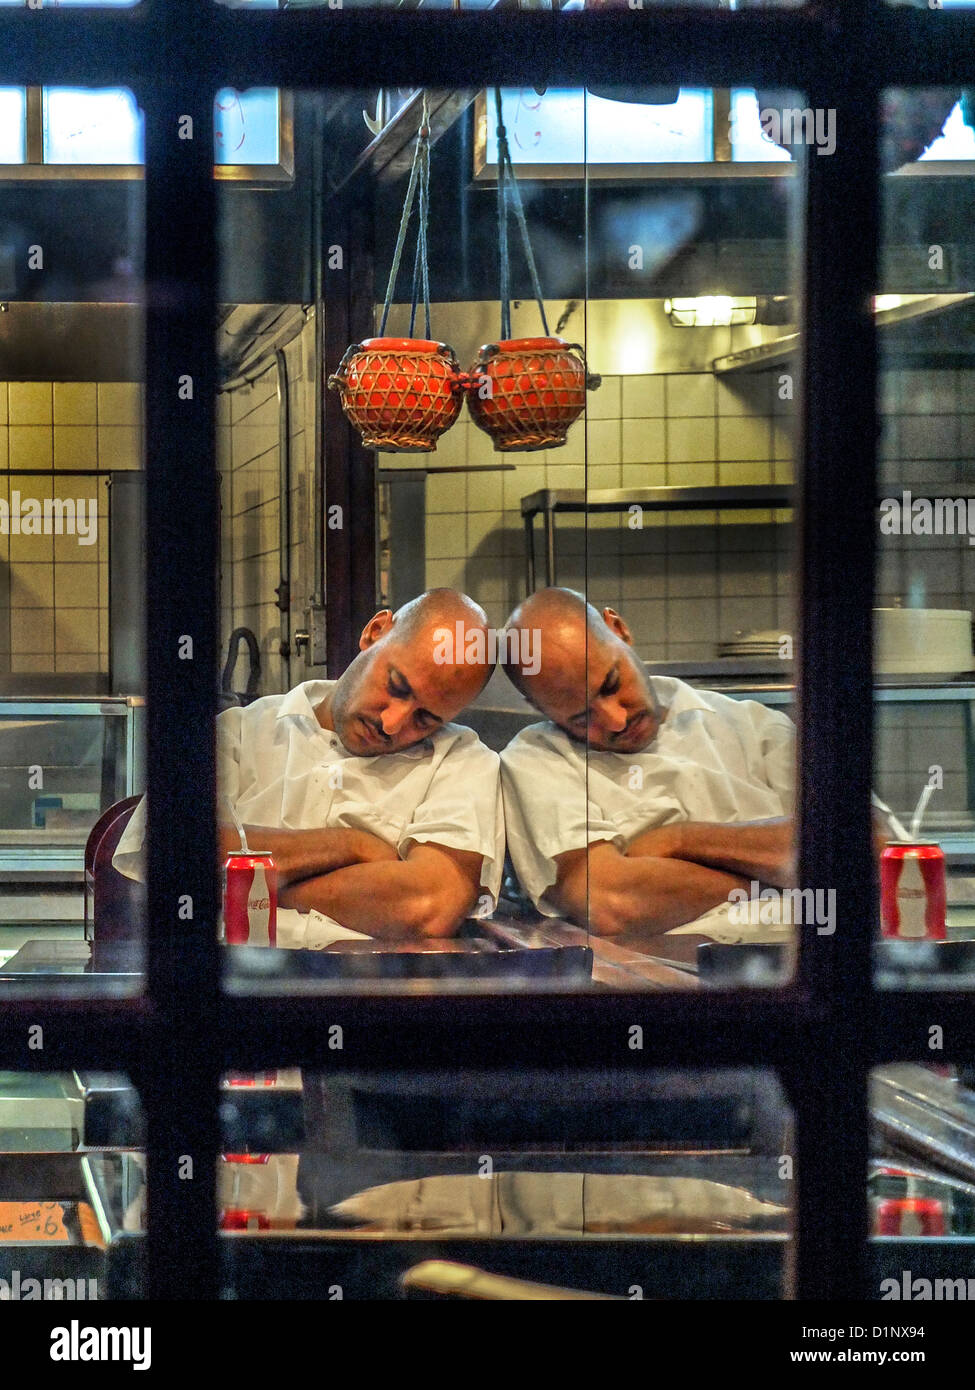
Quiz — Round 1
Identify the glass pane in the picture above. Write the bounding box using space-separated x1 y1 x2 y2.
210 86 593 995
729 89 794 163
0 93 145 993
0 1071 143 1305
484 87 714 167
0 89 26 164
42 87 144 165
871 1064 975 1264
212 1067 793 1301
39 86 281 167
874 84 975 990
215 88 280 166
206 79 808 995
570 85 801 984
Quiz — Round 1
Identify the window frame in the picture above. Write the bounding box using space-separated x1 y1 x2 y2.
0 84 294 181
0 0 973 1302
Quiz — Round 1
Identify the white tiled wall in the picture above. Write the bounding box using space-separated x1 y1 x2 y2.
877 368 975 611
381 363 975 665
381 366 797 659
0 381 139 675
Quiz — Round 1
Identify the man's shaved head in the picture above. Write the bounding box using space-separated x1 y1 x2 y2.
503 588 608 699
322 588 494 756
501 586 662 753
392 588 489 644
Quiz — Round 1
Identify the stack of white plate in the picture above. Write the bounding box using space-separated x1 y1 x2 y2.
717 629 791 660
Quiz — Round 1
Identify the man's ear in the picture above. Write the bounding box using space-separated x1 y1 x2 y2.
359 609 394 651
602 607 634 646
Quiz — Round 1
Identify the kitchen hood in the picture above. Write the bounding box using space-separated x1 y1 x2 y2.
713 292 975 374
0 301 309 384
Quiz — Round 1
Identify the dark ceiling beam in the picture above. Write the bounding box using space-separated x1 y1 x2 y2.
0 9 973 89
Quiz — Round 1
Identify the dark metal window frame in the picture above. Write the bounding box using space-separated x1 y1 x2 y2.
0 0 973 1301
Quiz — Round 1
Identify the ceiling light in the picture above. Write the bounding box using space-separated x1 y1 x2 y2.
664 296 759 328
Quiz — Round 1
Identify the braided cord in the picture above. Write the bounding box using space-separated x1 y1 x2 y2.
494 86 549 340
381 91 432 338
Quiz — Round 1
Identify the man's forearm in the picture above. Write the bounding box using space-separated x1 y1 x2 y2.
219 824 398 886
556 847 752 940
627 819 795 889
278 858 475 939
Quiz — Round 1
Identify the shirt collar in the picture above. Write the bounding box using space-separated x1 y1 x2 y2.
275 679 438 759
275 680 336 722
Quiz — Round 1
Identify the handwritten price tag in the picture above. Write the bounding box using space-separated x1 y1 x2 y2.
0 1201 68 1242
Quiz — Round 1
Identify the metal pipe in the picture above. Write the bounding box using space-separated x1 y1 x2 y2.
312 98 326 612
275 347 292 679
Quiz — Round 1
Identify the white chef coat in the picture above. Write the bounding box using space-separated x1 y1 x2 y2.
500 674 795 916
114 679 505 910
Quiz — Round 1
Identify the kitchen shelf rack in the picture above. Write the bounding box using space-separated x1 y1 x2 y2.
522 484 792 591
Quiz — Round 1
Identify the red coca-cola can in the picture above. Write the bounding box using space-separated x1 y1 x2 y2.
874 1197 946 1236
880 842 946 941
223 850 277 947
219 1210 271 1232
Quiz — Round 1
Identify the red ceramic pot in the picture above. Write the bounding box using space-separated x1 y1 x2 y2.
327 337 464 453
465 337 600 452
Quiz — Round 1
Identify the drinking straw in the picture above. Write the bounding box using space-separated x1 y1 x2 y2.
909 780 937 842
225 795 249 854
871 791 910 843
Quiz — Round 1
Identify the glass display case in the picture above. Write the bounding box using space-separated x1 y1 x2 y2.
0 698 144 884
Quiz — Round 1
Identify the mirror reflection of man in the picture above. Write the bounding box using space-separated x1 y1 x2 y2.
498 587 798 944
115 590 504 941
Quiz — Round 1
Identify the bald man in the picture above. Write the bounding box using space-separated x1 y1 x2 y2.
498 588 797 943
115 590 505 941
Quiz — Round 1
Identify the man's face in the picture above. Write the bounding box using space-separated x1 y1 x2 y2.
525 609 661 754
324 612 487 756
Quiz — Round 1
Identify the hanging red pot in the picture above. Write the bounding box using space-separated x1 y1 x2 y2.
329 93 463 453
328 337 464 453
466 337 600 452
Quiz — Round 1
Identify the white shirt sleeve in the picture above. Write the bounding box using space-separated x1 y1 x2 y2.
112 704 246 883
741 699 796 813
500 726 621 915
112 794 146 882
398 733 505 913
216 704 244 813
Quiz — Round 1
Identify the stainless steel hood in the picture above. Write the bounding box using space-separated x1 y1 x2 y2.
713 292 975 374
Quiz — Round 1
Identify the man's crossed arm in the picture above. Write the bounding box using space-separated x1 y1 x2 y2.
552 837 752 942
219 824 482 939
552 815 887 943
551 818 794 942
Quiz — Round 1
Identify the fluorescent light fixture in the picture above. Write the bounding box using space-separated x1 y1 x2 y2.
664 296 758 328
